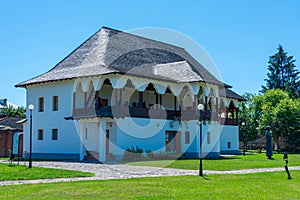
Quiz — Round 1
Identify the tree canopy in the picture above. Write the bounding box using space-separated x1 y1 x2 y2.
259 89 300 150
261 45 300 98
240 90 300 152
0 105 26 117
238 93 260 145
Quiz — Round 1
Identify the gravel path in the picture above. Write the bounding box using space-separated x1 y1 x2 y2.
0 160 299 186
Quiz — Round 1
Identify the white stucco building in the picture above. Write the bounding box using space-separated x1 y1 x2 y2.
16 27 244 162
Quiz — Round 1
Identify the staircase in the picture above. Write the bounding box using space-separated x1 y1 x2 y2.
84 151 116 162
86 90 97 108
106 153 116 161
84 151 99 161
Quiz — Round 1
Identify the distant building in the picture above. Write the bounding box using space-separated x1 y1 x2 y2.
16 27 244 162
0 98 7 108
0 116 24 157
0 98 19 109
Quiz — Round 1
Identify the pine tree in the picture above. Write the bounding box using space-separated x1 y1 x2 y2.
261 45 300 98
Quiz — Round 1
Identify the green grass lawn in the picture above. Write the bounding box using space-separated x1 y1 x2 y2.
128 153 300 171
0 163 94 181
0 171 299 199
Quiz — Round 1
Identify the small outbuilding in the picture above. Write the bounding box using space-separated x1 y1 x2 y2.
0 116 24 157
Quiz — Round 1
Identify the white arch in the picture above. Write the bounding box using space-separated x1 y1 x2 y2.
225 99 231 107
187 83 200 95
109 75 128 89
153 84 167 94
92 78 104 91
73 74 217 103
234 100 239 108
182 90 194 102
169 84 184 96
73 79 80 93
81 79 92 92
131 79 148 91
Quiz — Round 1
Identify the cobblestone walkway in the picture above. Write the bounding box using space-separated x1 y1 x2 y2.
1 160 299 186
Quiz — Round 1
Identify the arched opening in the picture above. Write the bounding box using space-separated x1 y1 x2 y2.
208 97 216 111
144 83 157 109
225 100 239 125
219 99 226 118
75 83 85 109
95 78 113 108
122 79 135 107
227 101 237 119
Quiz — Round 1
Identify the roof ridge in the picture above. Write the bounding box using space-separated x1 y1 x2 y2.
102 26 186 51
16 26 230 88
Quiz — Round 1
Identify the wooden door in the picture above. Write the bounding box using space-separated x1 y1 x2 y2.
165 131 181 152
174 131 181 152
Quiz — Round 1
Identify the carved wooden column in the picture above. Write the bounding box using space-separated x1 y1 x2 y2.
204 96 207 111
180 99 183 112
72 92 76 115
114 89 119 107
139 91 143 108
119 89 122 106
155 92 158 109
84 92 87 114
174 96 177 112
159 94 162 109
194 95 197 111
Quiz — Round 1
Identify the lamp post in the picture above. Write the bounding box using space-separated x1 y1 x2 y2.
28 104 34 168
197 103 204 177
241 122 246 156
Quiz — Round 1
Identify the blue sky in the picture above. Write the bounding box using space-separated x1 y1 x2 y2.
1 1 300 106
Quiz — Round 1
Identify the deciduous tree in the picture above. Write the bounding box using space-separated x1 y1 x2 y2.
0 105 25 117
259 89 299 150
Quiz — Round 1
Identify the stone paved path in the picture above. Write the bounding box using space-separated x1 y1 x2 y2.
0 160 299 186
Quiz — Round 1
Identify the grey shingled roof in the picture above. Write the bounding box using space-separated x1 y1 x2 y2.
0 117 24 131
219 88 246 101
16 27 226 87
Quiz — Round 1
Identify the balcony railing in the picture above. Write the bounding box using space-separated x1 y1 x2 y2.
219 118 238 126
72 106 238 125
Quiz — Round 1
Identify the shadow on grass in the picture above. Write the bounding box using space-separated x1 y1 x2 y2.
201 175 210 180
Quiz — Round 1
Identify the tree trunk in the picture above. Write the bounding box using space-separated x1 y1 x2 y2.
273 136 280 151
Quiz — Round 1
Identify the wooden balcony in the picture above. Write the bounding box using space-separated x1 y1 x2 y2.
72 106 238 125
219 118 238 126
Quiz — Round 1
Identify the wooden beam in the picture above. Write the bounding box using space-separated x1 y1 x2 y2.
216 97 219 112
194 95 197 111
115 89 119 107
119 89 122 106
174 96 177 112
72 93 76 114
205 96 208 111
139 91 143 108
84 92 87 113
159 94 162 109
155 92 158 109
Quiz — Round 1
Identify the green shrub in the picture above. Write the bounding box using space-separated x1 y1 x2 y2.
123 146 143 161
146 150 155 159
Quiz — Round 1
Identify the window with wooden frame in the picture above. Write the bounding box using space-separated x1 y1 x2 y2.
227 142 231 149
185 131 190 144
38 97 44 112
37 129 43 140
207 132 211 144
52 129 58 140
53 96 58 111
